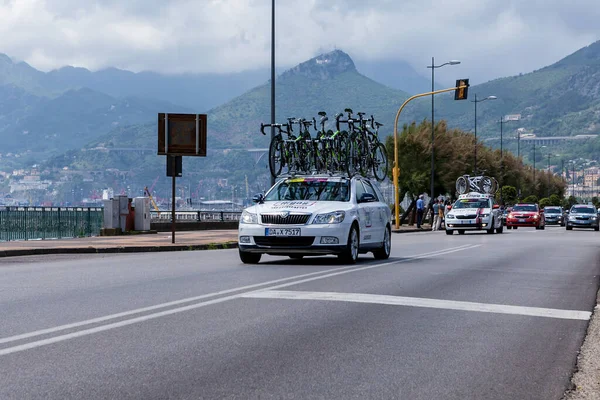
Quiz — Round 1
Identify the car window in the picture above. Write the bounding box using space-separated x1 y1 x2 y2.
544 207 561 214
513 205 538 212
361 180 379 201
453 199 490 209
355 180 367 202
265 177 350 201
571 207 595 214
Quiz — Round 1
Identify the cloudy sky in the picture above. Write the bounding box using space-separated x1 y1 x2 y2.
1 0 598 84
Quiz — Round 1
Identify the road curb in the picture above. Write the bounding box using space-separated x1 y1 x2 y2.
0 241 239 258
392 229 430 234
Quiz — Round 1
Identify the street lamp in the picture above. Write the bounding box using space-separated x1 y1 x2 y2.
499 115 518 204
270 0 276 187
472 94 497 174
427 58 460 201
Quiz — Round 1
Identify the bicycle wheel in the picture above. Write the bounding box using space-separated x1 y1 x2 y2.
298 140 313 173
479 176 494 194
491 178 499 194
346 138 358 177
456 176 468 195
372 143 389 182
268 139 284 178
357 138 369 177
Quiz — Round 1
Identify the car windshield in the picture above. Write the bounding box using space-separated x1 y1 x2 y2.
453 199 490 209
265 177 350 202
513 205 537 212
544 208 561 214
571 207 595 214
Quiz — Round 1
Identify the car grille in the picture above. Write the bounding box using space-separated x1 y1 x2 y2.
254 236 315 247
576 217 590 220
260 214 311 225
456 214 477 219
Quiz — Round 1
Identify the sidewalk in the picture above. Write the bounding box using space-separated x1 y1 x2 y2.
0 230 239 257
0 225 429 258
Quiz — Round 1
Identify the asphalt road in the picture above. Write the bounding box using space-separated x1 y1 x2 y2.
1 226 599 399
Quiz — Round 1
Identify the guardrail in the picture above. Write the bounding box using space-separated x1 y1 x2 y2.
0 207 104 241
150 211 242 222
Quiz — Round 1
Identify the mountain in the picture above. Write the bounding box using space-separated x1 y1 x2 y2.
354 58 445 94
43 66 273 112
208 50 411 149
427 40 600 140
0 85 191 156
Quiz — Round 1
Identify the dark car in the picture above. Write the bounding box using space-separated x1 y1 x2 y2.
566 205 599 231
544 206 566 226
506 203 545 230
501 207 512 226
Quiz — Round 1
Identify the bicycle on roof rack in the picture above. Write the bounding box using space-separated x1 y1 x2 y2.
455 174 499 195
261 109 389 181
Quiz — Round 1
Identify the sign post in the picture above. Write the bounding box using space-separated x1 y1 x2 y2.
158 113 207 243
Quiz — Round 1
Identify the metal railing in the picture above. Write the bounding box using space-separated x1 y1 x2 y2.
0 207 104 242
150 211 242 222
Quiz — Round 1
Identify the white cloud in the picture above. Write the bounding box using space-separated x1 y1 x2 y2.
0 0 598 84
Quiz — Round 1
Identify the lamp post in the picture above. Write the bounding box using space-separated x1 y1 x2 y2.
270 0 276 187
426 58 460 201
533 142 537 192
499 116 517 204
472 94 497 174
547 152 551 198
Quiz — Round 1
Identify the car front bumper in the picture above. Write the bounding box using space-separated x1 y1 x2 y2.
238 223 350 255
506 217 541 227
566 219 599 228
445 218 492 230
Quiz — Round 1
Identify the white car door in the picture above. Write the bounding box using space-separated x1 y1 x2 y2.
362 179 386 243
355 179 380 244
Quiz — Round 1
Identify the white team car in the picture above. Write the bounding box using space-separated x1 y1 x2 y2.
444 192 503 235
238 175 392 264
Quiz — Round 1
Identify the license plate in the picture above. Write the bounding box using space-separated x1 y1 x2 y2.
265 228 301 236
519 219 526 223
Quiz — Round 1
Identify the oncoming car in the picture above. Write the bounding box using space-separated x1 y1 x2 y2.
506 203 545 230
566 204 599 231
238 176 392 264
444 193 503 235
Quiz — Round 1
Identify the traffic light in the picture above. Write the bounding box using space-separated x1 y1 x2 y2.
454 79 470 100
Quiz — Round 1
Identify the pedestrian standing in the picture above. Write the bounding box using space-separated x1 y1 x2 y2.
437 199 445 230
416 194 424 229
432 199 440 231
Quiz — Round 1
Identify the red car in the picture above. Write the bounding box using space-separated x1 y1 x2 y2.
506 203 545 230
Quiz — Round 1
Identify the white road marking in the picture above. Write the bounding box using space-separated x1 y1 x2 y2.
0 244 477 356
242 290 592 321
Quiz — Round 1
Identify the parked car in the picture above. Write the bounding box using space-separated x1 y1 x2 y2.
543 206 566 226
506 203 545 230
566 204 599 231
238 175 392 264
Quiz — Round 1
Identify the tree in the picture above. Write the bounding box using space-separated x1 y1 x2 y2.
538 197 551 209
522 195 539 203
548 194 562 206
501 186 517 205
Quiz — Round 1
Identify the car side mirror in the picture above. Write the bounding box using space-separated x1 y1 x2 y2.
493 204 500 209
252 193 265 204
358 193 376 203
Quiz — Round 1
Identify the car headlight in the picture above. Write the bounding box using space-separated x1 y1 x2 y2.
480 213 489 218
447 214 455 219
240 210 258 224
592 216 597 221
533 215 539 220
569 215 576 221
508 213 514 219
313 211 345 224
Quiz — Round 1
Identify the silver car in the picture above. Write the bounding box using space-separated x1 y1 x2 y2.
566 205 599 231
